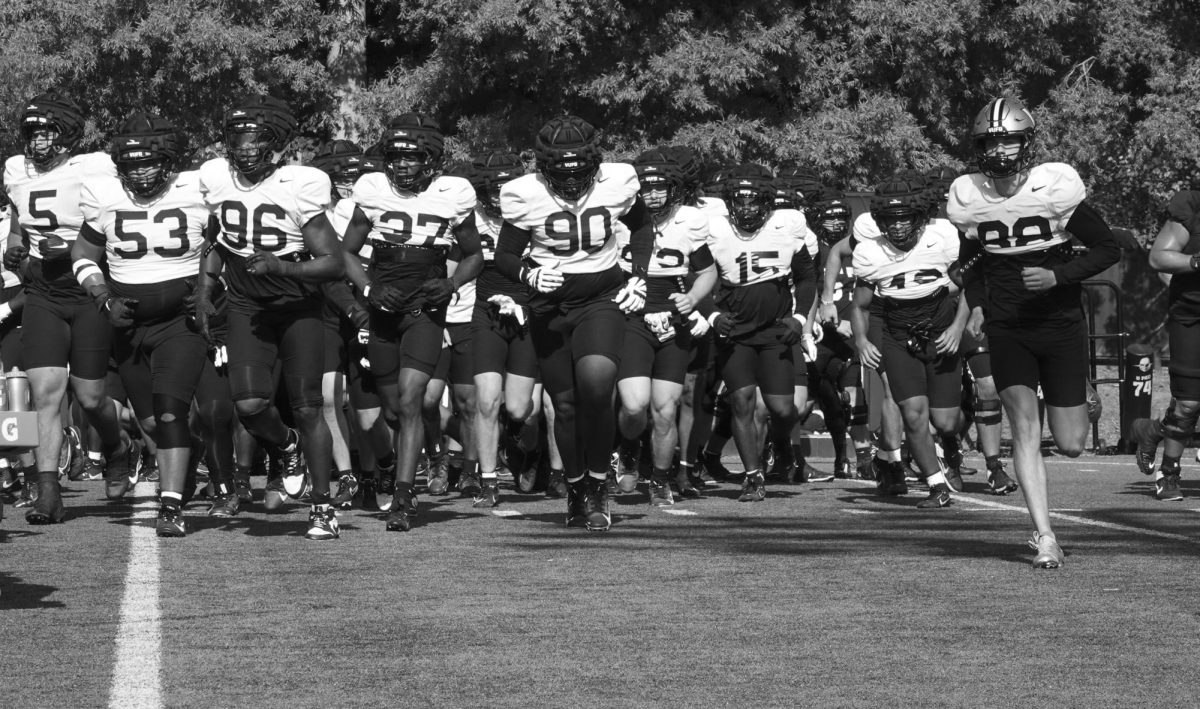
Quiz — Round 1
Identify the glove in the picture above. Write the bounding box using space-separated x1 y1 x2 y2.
801 334 818 362
810 323 825 343
708 312 734 338
3 246 27 272
687 311 710 338
487 294 527 327
643 311 675 342
614 277 647 314
356 328 371 345
191 291 218 344
103 297 139 328
367 283 411 312
523 266 564 293
417 278 456 310
780 315 806 346
348 305 370 331
245 249 288 276
210 344 228 368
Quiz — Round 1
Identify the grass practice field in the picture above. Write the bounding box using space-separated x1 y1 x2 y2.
3 451 1199 708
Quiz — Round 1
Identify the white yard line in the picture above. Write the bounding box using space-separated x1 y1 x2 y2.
108 483 162 709
661 508 699 516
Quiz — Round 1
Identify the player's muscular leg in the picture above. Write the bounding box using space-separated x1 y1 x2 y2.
898 396 940 477
291 402 332 498
29 367 69 476
648 381 683 470
474 372 504 475
547 389 578 476
1046 403 1089 457
617 377 651 442
574 353 618 474
384 368 430 486
728 385 760 471
70 375 122 451
233 396 288 447
1000 385 1053 535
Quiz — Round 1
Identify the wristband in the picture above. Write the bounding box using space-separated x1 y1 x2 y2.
820 299 834 305
0 302 11 321
790 313 807 327
707 312 723 327
362 284 372 298
73 258 104 287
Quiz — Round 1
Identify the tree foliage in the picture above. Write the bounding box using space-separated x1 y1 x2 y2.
2 0 1200 238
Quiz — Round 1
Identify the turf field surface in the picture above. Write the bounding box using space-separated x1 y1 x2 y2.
3 453 1199 708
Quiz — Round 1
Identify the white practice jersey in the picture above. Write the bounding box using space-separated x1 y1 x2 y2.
500 163 639 274
80 170 208 285
852 217 959 300
617 203 710 277
199 160 330 257
4 152 116 260
946 162 1085 255
353 172 475 251
328 197 372 260
708 208 817 287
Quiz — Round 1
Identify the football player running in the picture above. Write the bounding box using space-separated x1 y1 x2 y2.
705 164 818 503
615 149 716 506
851 177 968 509
1131 189 1200 501
4 91 135 524
196 95 345 540
948 97 1121 567
341 114 483 533
73 113 211 537
465 152 543 503
495 115 655 532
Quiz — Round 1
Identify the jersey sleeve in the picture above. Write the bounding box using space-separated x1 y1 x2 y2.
197 159 222 213
602 162 640 216
499 176 538 230
1166 191 1200 227
851 242 878 284
78 181 107 233
851 212 880 244
440 175 479 224
292 167 333 227
945 175 977 237
1043 163 1086 221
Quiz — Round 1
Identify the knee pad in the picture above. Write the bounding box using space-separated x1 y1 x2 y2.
1162 401 1200 442
973 397 1002 426
152 394 193 449
849 402 868 427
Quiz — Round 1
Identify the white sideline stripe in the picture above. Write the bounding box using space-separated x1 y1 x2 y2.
842 509 877 515
849 479 1200 545
661 508 698 517
108 484 162 709
491 510 522 518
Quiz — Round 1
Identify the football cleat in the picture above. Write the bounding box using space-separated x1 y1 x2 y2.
699 450 731 484
1156 473 1184 502
0 467 21 504
617 450 640 493
358 476 379 511
833 459 851 480
233 469 253 502
305 507 339 540
277 430 308 497
376 466 396 511
738 472 767 502
458 467 482 497
156 506 186 538
945 466 964 493
887 462 909 495
649 479 674 507
208 491 241 518
427 454 450 495
385 491 416 532
674 469 701 499
13 481 37 509
585 476 611 531
472 480 500 508
986 460 1019 495
1131 418 1162 476
917 483 953 509
104 436 136 500
81 457 105 481
262 476 288 512
605 468 619 496
546 469 567 499
1028 532 1064 569
331 473 359 510
63 426 86 481
565 478 587 527
25 480 65 524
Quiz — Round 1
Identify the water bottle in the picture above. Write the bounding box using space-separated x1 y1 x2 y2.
5 369 29 412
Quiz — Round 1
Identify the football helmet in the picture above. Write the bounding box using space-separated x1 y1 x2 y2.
925 165 958 207
534 115 602 201
469 151 524 217
971 97 1036 179
870 176 930 252
633 148 681 218
224 95 297 183
310 140 364 199
362 141 385 174
776 165 823 211
662 145 702 206
22 90 85 169
722 164 776 233
111 112 183 200
380 113 443 192
809 187 852 246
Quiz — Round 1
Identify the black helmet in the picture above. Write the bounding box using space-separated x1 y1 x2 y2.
111 112 184 199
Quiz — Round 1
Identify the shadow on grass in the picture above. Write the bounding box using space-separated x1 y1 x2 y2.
0 571 65 609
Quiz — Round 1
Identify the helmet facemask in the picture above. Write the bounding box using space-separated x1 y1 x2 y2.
23 122 65 169
384 143 435 192
815 207 850 246
729 188 772 233
541 155 599 201
639 174 674 219
226 124 281 183
976 134 1033 180
874 206 926 252
117 149 174 200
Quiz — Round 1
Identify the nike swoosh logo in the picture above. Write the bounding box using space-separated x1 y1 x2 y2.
597 174 609 182
438 186 450 192
1031 185 1046 192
